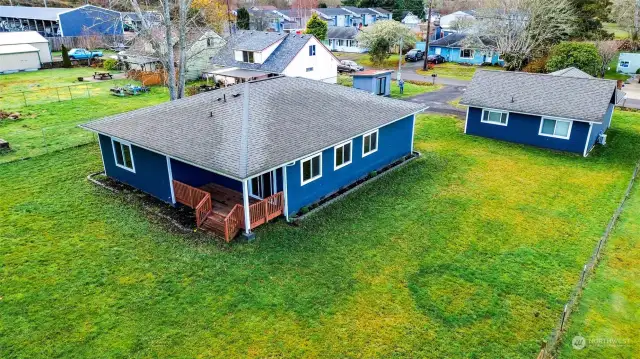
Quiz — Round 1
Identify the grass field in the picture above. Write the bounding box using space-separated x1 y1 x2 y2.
337 74 441 99
0 67 122 94
335 52 406 69
559 180 640 358
2 110 640 358
603 23 631 40
417 62 504 81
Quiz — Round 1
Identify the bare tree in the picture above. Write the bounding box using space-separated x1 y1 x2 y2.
595 40 620 77
475 0 575 70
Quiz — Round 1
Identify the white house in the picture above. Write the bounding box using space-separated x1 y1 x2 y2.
401 12 422 27
325 26 364 53
119 27 225 81
210 30 339 84
439 10 476 30
617 53 640 74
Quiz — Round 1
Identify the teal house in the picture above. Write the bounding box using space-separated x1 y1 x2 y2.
428 33 503 66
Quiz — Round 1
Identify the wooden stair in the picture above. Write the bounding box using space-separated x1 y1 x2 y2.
200 212 226 238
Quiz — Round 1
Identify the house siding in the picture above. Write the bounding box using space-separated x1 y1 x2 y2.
586 104 614 154
428 46 503 65
353 73 391 96
98 134 173 203
465 107 590 154
285 115 414 216
282 36 338 83
170 159 242 192
58 6 124 37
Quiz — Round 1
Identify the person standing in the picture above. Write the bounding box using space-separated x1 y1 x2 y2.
399 79 405 95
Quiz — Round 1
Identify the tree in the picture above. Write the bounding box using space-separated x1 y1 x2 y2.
318 2 328 7
192 0 230 35
546 41 601 75
61 45 72 68
595 40 619 77
237 7 250 30
612 0 639 40
474 0 576 70
569 0 613 39
356 20 416 65
305 13 328 40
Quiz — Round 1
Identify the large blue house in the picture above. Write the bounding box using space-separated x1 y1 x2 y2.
460 69 624 156
428 33 503 66
81 76 424 241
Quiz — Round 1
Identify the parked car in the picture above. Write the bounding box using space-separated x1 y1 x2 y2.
405 49 424 62
68 48 103 60
339 60 364 72
427 54 446 64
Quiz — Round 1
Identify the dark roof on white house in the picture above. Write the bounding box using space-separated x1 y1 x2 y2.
549 67 594 79
82 77 425 179
460 70 619 123
233 31 288 51
327 26 359 40
211 31 313 73
314 8 352 17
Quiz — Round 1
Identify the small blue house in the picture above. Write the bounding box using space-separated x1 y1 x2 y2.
428 33 503 66
352 69 393 96
81 76 424 241
460 69 624 156
57 5 123 37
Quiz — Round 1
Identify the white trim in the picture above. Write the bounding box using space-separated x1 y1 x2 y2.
362 129 379 157
459 48 475 59
333 140 353 170
166 156 176 203
111 137 136 173
583 122 593 157
242 179 251 234
464 107 470 133
300 152 323 186
480 108 509 126
283 165 290 222
410 115 416 151
538 117 573 140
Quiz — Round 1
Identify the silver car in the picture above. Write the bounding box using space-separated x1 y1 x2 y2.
340 60 364 72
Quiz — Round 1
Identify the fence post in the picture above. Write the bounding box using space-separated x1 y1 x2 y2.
580 265 587 287
56 88 61 102
68 86 73 99
560 304 568 331
41 128 48 154
86 84 90 98
22 92 27 106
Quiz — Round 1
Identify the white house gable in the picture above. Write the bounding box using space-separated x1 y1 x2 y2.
282 37 338 83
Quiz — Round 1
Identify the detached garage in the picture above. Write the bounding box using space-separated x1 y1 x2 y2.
0 44 41 73
0 31 52 63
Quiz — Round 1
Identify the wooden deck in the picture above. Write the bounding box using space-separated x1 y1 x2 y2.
199 183 257 217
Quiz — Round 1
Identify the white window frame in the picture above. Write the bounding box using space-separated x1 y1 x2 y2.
620 61 629 68
362 129 379 157
480 108 509 126
242 50 255 63
333 140 353 170
460 48 474 59
111 138 136 173
538 118 573 140
300 152 322 186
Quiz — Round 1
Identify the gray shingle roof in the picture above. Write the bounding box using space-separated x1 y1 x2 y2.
211 31 312 73
429 33 495 47
82 77 425 179
341 6 378 15
549 67 594 79
460 70 618 123
0 5 68 21
327 26 359 40
314 8 352 17
233 31 288 51
370 7 392 15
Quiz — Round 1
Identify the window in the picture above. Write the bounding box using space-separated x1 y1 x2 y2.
481 109 508 126
375 76 386 95
334 141 352 170
206 37 216 47
362 130 378 157
539 118 572 139
338 39 345 46
620 61 629 68
301 153 322 185
112 139 135 172
309 44 316 56
242 51 254 63
306 67 313 72
460 49 474 59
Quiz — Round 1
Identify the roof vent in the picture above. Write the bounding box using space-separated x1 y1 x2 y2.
232 93 241 98
511 95 515 103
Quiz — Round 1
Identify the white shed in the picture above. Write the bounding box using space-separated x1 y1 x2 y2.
0 31 52 63
0 44 42 73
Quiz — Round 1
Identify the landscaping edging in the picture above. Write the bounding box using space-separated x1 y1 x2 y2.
294 151 421 221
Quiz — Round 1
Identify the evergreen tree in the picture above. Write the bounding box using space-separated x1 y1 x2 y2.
306 13 328 41
61 45 72 68
570 0 613 39
236 8 250 30
318 2 328 8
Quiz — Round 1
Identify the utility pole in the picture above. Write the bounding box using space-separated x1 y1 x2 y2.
422 0 434 71
43 0 47 7
397 36 403 81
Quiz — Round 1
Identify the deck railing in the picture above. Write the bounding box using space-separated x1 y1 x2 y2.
224 204 244 242
247 192 284 230
195 193 212 227
173 180 210 208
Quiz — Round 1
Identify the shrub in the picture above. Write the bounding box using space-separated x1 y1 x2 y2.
61 45 72 68
337 74 353 87
636 68 640 74
300 207 310 215
369 170 377 178
523 56 549 73
546 42 600 76
103 58 118 71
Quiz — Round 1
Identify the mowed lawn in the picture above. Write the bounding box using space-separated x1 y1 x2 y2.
1 112 640 358
417 62 504 81
559 182 640 358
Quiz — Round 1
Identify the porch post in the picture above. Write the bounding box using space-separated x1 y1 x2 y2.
242 179 253 237
283 165 289 222
166 156 176 205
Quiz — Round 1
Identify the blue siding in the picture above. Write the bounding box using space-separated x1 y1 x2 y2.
352 72 392 96
170 159 242 192
59 5 124 37
428 46 503 65
465 107 590 154
586 104 614 153
99 134 173 203
285 115 414 215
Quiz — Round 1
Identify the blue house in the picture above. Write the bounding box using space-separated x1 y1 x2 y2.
80 76 424 241
460 69 625 156
428 33 503 66
352 69 393 96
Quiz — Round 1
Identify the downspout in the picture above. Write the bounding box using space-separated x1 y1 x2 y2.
583 122 593 157
283 164 289 222
166 156 176 204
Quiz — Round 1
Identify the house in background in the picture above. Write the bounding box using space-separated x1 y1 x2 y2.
325 26 363 53
247 8 283 32
313 8 354 27
369 8 393 20
271 9 311 33
438 10 476 31
121 11 161 32
80 76 424 241
352 70 393 96
461 70 624 157
427 32 503 65
617 52 640 74
210 30 339 84
0 31 51 65
340 6 378 27
119 27 224 81
0 4 123 37
401 11 422 29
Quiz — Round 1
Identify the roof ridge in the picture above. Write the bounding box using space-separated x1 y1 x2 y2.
475 69 617 84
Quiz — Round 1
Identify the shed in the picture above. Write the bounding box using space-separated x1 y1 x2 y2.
0 31 52 63
0 44 41 73
617 53 640 74
352 69 393 96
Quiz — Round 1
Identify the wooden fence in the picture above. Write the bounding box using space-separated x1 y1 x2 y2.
46 34 127 51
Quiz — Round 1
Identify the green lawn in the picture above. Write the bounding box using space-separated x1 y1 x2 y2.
559 177 640 358
417 62 504 81
335 52 406 69
0 67 122 94
603 22 631 40
337 74 441 99
2 111 640 358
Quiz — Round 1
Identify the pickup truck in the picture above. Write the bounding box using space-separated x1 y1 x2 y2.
68 48 103 60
